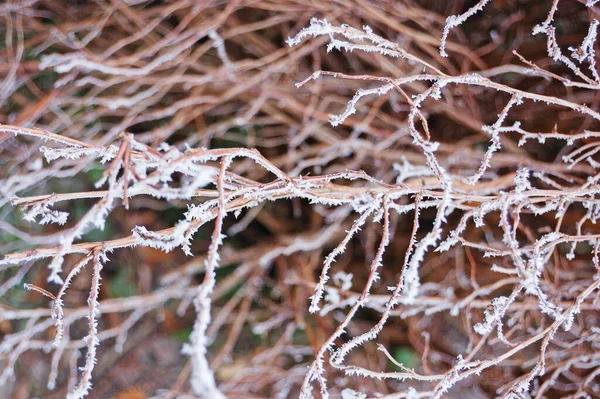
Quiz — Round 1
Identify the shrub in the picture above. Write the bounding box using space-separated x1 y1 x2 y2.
2 1 600 398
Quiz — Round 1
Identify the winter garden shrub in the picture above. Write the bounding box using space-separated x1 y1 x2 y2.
1 1 600 398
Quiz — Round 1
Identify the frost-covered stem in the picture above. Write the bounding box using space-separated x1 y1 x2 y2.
47 323 69 390
404 182 453 302
309 205 375 313
331 199 392 365
499 276 600 397
468 93 521 185
300 199 390 398
182 147 288 182
185 157 229 399
0 125 93 149
52 253 94 347
45 137 126 284
440 0 492 57
332 195 420 364
532 0 600 86
571 19 600 82
67 249 104 399
287 19 443 74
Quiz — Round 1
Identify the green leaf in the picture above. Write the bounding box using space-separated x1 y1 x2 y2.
390 347 418 371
